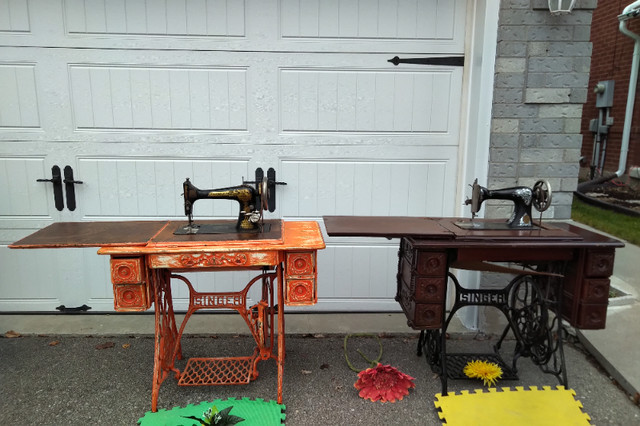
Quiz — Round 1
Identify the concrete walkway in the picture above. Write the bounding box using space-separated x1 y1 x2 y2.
576 227 640 402
1 331 639 424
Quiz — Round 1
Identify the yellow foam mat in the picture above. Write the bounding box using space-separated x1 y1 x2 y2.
434 386 591 425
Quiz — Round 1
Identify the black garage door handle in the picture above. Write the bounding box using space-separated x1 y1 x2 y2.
37 165 64 211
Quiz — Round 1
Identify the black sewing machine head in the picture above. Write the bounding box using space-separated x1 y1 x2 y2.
176 167 286 235
460 178 552 229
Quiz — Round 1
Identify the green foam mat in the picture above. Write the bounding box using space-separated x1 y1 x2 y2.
138 397 286 425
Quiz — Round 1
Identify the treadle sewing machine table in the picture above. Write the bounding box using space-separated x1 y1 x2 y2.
323 216 623 394
10 219 325 411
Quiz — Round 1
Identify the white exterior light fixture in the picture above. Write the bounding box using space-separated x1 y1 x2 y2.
548 0 576 14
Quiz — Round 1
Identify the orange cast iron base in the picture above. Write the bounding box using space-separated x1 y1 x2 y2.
150 266 285 412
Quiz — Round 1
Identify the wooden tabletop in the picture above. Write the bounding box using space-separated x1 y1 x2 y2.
322 216 454 239
9 221 166 248
323 216 624 248
10 220 326 254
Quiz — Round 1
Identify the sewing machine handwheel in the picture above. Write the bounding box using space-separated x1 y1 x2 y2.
470 178 481 214
532 179 552 212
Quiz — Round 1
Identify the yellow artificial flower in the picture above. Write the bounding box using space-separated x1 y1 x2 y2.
463 359 503 387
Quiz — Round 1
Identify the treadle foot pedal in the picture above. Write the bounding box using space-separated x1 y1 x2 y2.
178 356 255 386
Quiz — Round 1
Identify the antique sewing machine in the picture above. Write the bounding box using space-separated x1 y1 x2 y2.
176 167 286 234
459 178 552 229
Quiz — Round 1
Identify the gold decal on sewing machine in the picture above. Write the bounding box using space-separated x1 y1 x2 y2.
206 188 252 202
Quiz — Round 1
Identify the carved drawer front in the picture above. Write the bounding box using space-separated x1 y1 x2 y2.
585 250 615 277
114 284 149 312
286 252 315 276
398 282 443 329
396 244 447 329
398 258 447 303
412 303 444 329
563 247 616 330
583 279 610 303
285 279 317 305
413 277 446 303
110 256 150 311
415 251 448 276
111 258 143 284
576 303 608 329
148 251 279 269
285 251 317 305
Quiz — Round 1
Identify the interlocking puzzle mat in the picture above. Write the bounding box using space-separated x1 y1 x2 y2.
434 386 590 425
138 397 285 425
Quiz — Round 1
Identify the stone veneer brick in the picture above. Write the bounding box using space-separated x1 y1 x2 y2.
487 1 596 223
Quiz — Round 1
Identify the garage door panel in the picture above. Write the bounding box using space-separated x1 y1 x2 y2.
2 47 460 145
280 0 463 44
69 64 248 131
0 157 50 217
280 67 462 136
64 0 246 37
317 244 398 299
1 1 463 54
0 0 30 33
0 63 40 129
78 157 250 219
0 246 95 311
280 157 454 217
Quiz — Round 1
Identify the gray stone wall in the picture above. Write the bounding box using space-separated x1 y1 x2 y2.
479 0 597 333
485 0 597 223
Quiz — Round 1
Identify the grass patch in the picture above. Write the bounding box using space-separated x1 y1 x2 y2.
572 197 640 246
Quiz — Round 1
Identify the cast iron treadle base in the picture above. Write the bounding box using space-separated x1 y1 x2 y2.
178 356 254 386
444 352 518 380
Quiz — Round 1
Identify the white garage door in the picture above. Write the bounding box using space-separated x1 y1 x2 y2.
0 0 466 312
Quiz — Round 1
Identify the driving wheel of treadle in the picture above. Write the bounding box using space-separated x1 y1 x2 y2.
509 275 553 365
532 179 552 212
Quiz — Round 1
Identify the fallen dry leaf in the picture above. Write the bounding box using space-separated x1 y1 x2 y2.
5 330 21 338
48 340 60 346
122 343 131 349
95 341 115 350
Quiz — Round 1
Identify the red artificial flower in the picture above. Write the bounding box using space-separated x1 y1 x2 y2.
354 363 416 403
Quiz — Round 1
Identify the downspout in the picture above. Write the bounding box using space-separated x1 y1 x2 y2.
617 1 640 177
580 1 640 191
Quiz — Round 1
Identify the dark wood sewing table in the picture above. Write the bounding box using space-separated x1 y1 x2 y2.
323 216 624 394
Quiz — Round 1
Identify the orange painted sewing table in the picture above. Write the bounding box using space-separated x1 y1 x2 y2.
10 219 325 411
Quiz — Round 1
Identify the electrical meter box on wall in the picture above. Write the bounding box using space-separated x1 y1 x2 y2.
594 80 615 108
